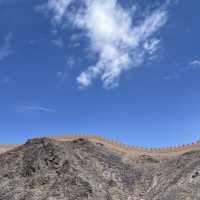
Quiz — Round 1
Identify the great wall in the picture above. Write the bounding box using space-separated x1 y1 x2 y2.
1 134 200 156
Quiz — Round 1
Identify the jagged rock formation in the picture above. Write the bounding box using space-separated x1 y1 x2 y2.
0 137 200 199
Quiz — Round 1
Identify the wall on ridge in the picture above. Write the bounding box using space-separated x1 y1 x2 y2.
1 135 200 156
50 135 200 155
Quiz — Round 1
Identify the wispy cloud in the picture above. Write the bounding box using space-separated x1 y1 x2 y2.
163 73 180 80
164 59 200 80
180 59 200 71
15 105 56 113
0 32 13 61
57 56 75 81
47 0 73 23
188 60 200 69
51 38 63 48
57 71 68 81
38 0 169 89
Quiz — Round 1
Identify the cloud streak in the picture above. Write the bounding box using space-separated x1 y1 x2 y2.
0 32 13 61
40 0 169 89
15 105 56 113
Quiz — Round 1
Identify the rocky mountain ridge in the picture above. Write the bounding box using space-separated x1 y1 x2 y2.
0 137 200 199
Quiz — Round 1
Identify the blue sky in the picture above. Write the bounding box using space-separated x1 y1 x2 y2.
0 0 200 147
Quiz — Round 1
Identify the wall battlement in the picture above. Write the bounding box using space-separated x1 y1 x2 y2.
1 134 200 156
48 134 200 156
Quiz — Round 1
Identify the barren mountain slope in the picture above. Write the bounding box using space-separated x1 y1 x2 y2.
0 137 200 200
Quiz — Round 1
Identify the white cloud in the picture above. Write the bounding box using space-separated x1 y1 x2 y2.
40 0 169 89
190 60 200 68
77 71 92 88
144 39 160 55
182 59 200 71
42 0 73 24
0 32 13 61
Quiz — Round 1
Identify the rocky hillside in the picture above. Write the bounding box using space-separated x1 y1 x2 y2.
0 137 200 200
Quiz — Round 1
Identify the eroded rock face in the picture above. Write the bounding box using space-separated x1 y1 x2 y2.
0 138 200 200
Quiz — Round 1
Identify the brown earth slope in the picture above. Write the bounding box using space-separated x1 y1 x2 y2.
0 137 200 199
0 144 18 154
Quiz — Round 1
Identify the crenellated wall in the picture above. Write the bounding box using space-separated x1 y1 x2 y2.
48 134 200 156
1 134 200 156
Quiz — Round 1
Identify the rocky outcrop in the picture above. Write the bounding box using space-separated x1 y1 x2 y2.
0 137 200 199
